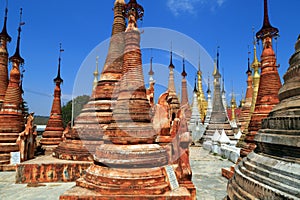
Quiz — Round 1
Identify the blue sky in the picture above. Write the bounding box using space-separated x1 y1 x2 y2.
2 0 300 116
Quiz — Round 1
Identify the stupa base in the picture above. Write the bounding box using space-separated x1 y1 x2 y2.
15 155 92 183
60 185 192 200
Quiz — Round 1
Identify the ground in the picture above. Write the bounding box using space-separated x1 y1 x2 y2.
0 147 232 200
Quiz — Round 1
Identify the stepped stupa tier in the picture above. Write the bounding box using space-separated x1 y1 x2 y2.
180 57 191 120
227 34 300 200
0 10 25 165
40 47 64 153
53 0 126 161
238 54 253 132
197 59 207 121
61 1 193 198
204 50 233 139
0 7 11 109
241 0 281 158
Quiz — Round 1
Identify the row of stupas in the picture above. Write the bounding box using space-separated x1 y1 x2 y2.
0 6 27 165
59 0 196 198
227 0 300 198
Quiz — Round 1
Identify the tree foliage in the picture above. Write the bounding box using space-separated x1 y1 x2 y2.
61 95 90 126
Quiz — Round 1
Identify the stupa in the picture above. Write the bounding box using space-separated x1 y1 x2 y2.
0 5 11 109
241 0 281 158
204 75 212 126
146 56 155 107
0 9 25 166
238 52 253 132
40 45 64 154
60 0 193 198
227 33 300 200
166 50 180 119
188 78 204 143
204 49 233 140
53 0 126 160
197 57 207 122
180 57 191 120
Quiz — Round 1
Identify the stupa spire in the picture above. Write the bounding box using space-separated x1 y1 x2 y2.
54 43 63 84
197 53 208 121
194 77 197 93
93 56 99 90
207 75 211 94
181 55 189 106
148 56 154 82
256 0 279 40
168 49 176 93
0 1 11 43
0 1 11 108
9 8 24 65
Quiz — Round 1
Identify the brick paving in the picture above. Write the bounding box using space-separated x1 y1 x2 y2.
0 147 232 200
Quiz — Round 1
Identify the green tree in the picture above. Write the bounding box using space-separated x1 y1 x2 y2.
61 95 90 126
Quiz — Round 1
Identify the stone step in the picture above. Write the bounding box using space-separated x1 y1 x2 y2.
0 133 19 143
76 177 170 195
238 157 299 198
60 185 192 200
0 143 19 153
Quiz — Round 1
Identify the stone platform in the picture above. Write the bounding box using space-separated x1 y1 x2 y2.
16 155 92 183
60 185 192 200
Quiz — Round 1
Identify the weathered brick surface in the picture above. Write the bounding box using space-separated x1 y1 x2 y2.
15 155 91 183
53 0 126 160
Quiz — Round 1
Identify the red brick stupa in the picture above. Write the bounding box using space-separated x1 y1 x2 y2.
241 0 281 158
0 6 11 109
53 0 126 160
238 52 253 132
180 57 191 120
40 45 64 154
0 9 25 165
61 0 193 199
227 34 300 200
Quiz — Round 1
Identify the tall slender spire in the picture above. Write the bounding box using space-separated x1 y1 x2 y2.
54 43 63 84
197 53 208 121
181 55 187 78
168 48 176 93
256 0 279 40
217 47 220 71
181 55 189 106
207 75 211 94
93 56 99 90
194 77 197 93
9 8 24 65
148 56 154 82
0 1 11 43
